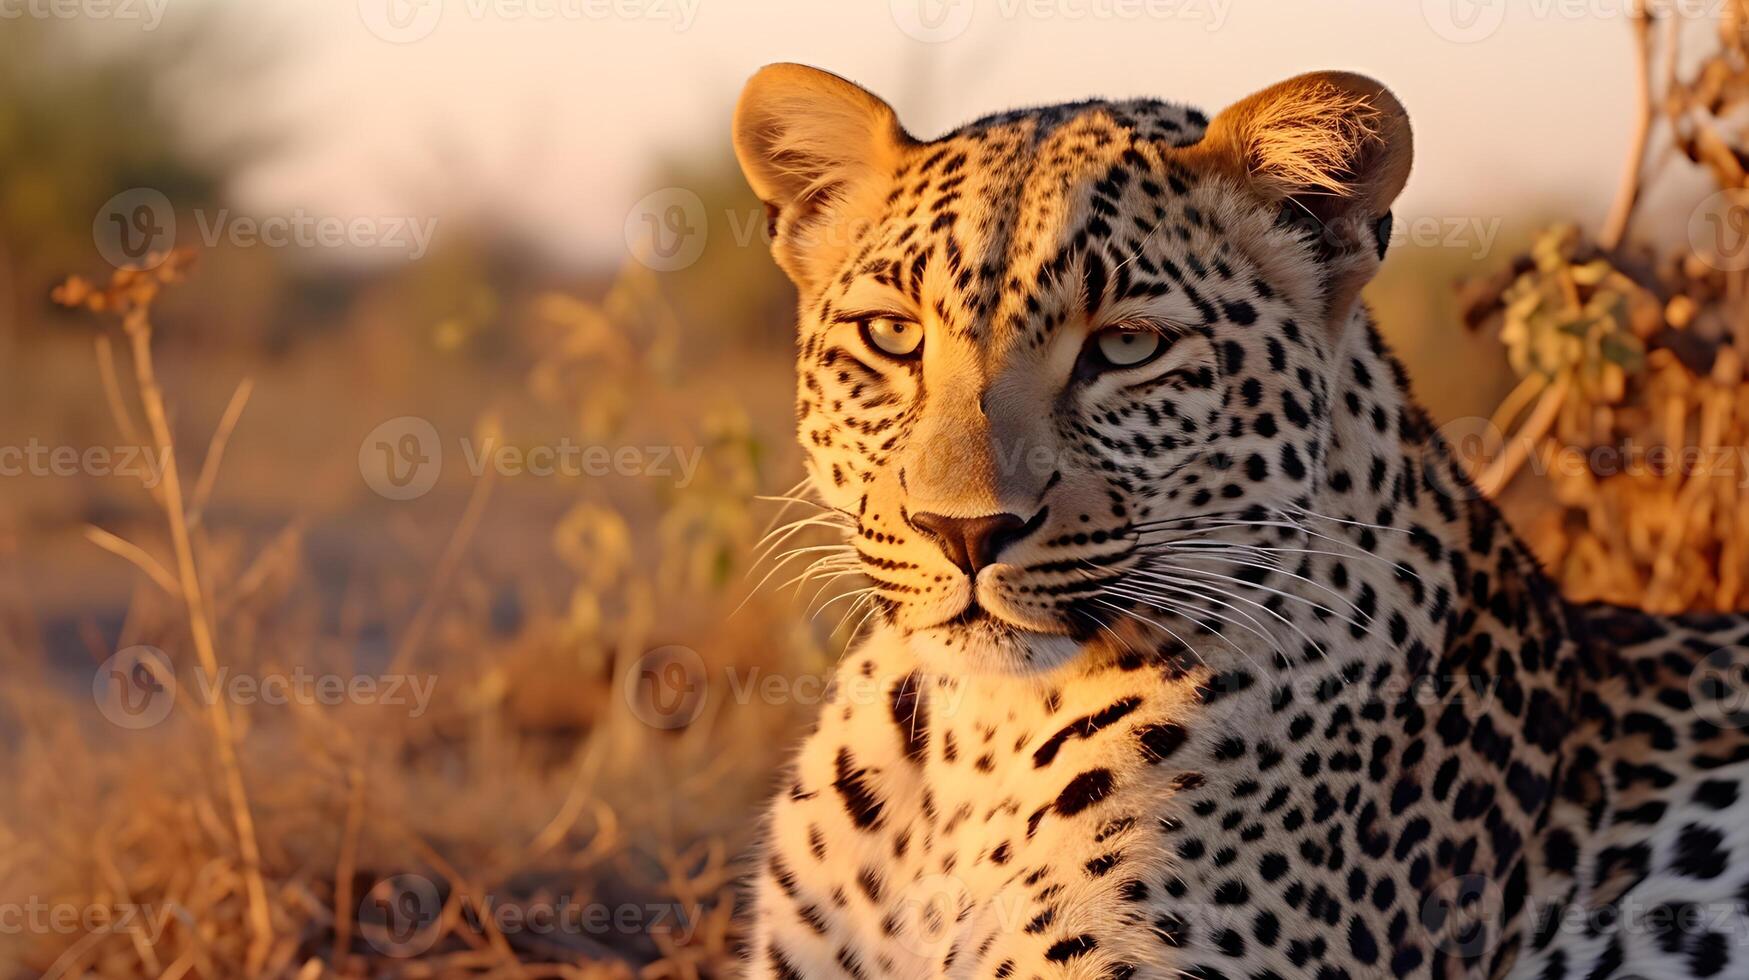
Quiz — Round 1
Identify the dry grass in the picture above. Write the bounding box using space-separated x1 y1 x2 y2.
0 254 841 978
1456 5 1749 614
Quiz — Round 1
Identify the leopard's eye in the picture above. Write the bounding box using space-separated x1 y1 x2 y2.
862 316 924 359
1092 328 1164 368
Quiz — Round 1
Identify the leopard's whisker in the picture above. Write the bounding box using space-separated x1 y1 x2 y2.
1137 560 1347 620
811 585 877 622
1141 514 1401 574
787 562 864 600
796 567 865 610
1078 558 1270 661
738 544 857 614
1277 503 1412 535
825 589 873 640
1157 534 1416 584
1153 546 1367 619
1102 579 1277 650
1131 517 1317 540
753 513 854 559
1100 587 1279 677
843 594 888 642
1126 510 1271 531
1093 598 1212 669
754 495 857 522
752 476 815 525
1129 565 1336 658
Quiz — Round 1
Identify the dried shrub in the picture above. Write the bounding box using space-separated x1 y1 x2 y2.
1459 4 1749 613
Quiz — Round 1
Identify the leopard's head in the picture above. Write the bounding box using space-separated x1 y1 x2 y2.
733 65 1412 676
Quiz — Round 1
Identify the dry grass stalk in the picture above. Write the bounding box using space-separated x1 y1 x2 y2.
53 250 277 972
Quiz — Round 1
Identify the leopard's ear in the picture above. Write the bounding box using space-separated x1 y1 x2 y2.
1198 71 1412 329
733 63 912 291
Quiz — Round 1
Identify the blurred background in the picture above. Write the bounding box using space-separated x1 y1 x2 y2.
3 0 1744 976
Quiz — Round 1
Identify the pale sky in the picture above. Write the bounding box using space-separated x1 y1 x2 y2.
107 0 1650 268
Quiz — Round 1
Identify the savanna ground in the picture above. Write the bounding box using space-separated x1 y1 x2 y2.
4 8 1746 978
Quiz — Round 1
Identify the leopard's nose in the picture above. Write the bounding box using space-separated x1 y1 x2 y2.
910 509 1042 574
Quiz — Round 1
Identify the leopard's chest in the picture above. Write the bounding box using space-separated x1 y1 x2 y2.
754 631 1263 975
748 601 1542 980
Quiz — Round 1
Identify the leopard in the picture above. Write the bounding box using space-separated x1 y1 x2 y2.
728 63 1749 979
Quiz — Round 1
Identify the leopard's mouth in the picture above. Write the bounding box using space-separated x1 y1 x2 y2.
920 602 1020 639
908 607 1089 676
942 598 993 629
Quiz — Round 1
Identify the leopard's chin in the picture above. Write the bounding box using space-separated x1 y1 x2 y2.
906 610 1087 677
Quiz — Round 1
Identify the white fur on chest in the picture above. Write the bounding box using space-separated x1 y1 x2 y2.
758 629 1223 976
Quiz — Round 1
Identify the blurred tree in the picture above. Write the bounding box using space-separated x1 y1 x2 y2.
0 13 267 343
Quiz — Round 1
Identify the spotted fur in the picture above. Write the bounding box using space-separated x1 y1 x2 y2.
732 65 1749 979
